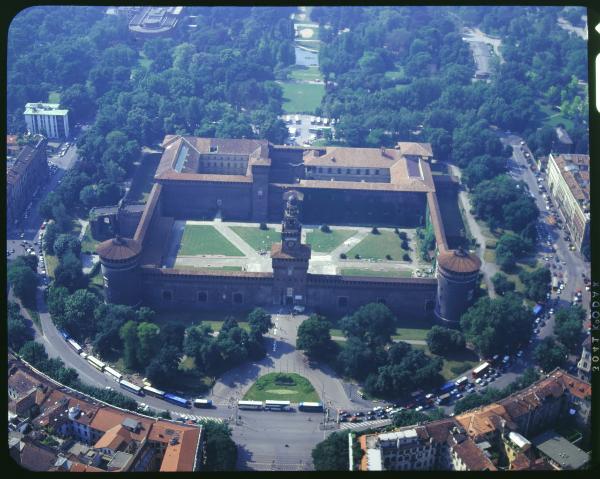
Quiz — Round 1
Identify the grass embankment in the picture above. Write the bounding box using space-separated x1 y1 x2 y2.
289 66 322 82
339 268 413 278
179 225 244 256
306 229 357 253
347 230 410 260
243 373 320 402
230 226 280 252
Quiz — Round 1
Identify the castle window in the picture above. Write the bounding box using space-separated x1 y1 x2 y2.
366 169 370 175
346 169 351 174
233 293 243 304
328 167 332 173
210 146 217 152
162 291 172 301
375 169 379 175
338 297 348 308
338 168 342 174
198 291 208 302
318 167 323 173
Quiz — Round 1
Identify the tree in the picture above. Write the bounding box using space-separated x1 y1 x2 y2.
460 293 533 357
8 302 34 351
426 326 465 356
160 322 186 351
137 322 161 365
54 252 87 292
312 432 350 471
554 305 585 352
336 337 379 380
296 315 334 359
392 409 430 427
120 320 140 370
247 308 272 334
62 289 100 339
53 234 81 258
145 346 182 388
491 274 514 297
43 222 59 254
339 303 396 348
184 324 214 372
19 341 48 365
533 337 567 372
8 263 38 306
519 267 551 302
200 421 238 471
12 254 38 272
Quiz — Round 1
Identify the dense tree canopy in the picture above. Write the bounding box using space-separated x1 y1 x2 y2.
460 293 533 357
296 314 335 359
518 267 551 303
533 337 567 372
426 326 465 356
312 432 350 471
553 305 585 352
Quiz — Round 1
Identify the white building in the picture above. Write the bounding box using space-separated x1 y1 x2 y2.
24 103 70 139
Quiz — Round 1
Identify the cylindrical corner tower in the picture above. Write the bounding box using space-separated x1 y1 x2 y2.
434 248 481 327
96 236 142 307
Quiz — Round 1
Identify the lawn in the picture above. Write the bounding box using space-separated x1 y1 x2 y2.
243 372 320 403
230 226 280 252
201 320 251 333
280 81 325 114
152 310 248 329
306 229 357 253
127 152 161 203
44 254 59 278
391 327 430 341
347 230 408 260
48 91 61 103
416 344 480 381
537 100 574 130
80 224 100 254
178 225 244 256
289 66 322 82
340 268 413 278
173 263 242 272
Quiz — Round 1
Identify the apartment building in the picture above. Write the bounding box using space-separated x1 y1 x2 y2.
24 102 70 139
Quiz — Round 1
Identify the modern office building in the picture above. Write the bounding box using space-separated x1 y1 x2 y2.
24 103 70 139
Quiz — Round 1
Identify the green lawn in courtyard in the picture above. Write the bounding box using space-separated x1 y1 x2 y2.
306 229 357 253
281 82 325 114
289 66 323 82
243 372 320 402
391 327 430 341
178 225 244 256
347 230 409 260
230 226 280 252
340 268 413 278
201 320 251 333
44 254 58 278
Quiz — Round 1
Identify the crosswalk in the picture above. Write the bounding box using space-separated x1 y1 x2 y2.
338 418 391 431
173 412 224 424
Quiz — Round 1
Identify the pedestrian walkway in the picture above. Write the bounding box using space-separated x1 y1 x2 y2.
338 418 391 431
331 336 427 346
172 412 224 424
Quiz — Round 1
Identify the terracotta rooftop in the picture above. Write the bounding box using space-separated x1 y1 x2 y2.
158 427 201 472
271 242 312 260
94 424 132 451
452 438 497 470
396 142 433 157
437 248 481 274
97 236 142 261
8 369 40 397
69 462 105 472
89 408 153 443
551 153 590 203
16 440 59 471
303 146 404 168
292 178 433 192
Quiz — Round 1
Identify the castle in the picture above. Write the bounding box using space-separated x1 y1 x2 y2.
96 136 481 324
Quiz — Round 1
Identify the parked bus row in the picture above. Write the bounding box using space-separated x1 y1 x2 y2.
236 400 324 412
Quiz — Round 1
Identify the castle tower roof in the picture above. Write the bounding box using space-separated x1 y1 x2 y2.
97 236 142 261
437 247 481 274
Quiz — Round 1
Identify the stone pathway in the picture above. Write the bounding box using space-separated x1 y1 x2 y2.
331 336 427 346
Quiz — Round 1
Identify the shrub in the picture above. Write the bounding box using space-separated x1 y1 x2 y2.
403 253 411 262
385 254 392 260
355 254 361 259
340 253 347 259
401 239 409 250
320 224 331 233
259 222 268 230
371 227 379 234
398 231 408 240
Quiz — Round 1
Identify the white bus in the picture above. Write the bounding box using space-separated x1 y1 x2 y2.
87 356 105 371
264 400 291 411
67 339 82 353
455 376 469 389
238 400 264 410
193 398 213 408
119 379 144 396
143 386 166 399
80 352 88 360
104 366 122 381
472 362 491 379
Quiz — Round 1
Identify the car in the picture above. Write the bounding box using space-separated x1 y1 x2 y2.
533 328 540 335
339 416 348 422
516 350 524 357
415 406 423 412
355 411 365 417
480 379 489 386
549 308 554 314
475 378 482 385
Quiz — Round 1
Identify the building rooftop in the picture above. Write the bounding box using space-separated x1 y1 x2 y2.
7 136 46 186
531 430 589 470
97 236 142 261
159 427 201 472
94 424 132 451
452 437 497 470
436 248 481 274
550 153 590 206
271 242 312 260
24 102 69 116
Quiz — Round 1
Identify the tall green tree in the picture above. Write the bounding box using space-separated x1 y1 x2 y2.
312 432 350 471
296 315 334 359
137 322 161 365
119 320 140 370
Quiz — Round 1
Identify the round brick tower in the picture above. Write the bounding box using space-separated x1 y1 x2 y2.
96 236 142 307
434 247 481 327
